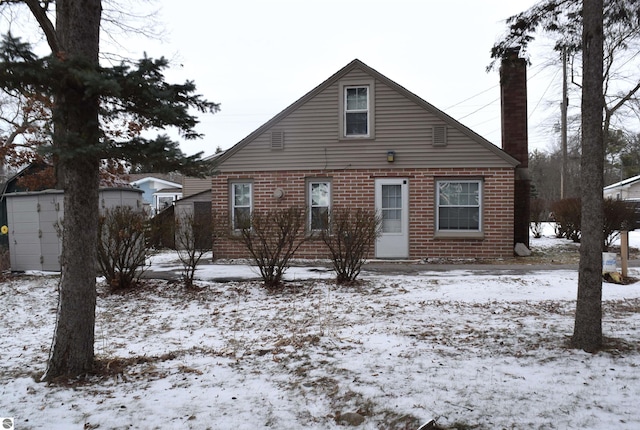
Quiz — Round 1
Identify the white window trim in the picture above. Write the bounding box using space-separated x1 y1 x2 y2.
308 179 331 232
435 179 484 238
338 78 375 140
344 86 369 137
231 181 252 230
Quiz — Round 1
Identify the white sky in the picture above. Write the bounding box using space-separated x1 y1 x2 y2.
2 0 565 158
136 0 563 158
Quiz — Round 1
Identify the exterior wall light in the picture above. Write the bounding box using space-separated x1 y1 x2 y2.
387 151 396 162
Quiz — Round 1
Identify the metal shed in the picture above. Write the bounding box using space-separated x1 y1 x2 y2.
5 187 143 271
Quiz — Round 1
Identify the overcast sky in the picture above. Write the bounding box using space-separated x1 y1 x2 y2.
146 0 568 158
7 0 565 158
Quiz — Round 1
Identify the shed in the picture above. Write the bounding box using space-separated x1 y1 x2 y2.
6 187 143 271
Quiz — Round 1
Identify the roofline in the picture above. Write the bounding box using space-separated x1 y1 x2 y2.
604 174 640 190
130 177 182 188
215 59 520 168
176 189 212 202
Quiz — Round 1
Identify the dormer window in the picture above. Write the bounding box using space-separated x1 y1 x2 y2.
345 86 369 136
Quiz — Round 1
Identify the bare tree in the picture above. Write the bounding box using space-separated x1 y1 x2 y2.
492 0 638 351
491 0 640 172
574 0 605 351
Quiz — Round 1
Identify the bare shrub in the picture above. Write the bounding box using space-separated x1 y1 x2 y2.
321 207 381 284
97 206 148 290
0 245 9 273
603 198 636 250
551 197 636 250
146 206 175 249
551 198 581 242
237 207 307 288
175 208 225 288
530 198 547 238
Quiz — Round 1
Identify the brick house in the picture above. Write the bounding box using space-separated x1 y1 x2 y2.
211 57 528 260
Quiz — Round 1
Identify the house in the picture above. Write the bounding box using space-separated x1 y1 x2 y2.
604 175 640 229
603 175 640 201
181 151 225 199
210 57 529 260
129 174 183 215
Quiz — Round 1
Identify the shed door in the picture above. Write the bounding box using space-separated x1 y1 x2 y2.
375 178 409 258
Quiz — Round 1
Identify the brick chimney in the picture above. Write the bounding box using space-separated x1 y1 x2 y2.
500 47 530 249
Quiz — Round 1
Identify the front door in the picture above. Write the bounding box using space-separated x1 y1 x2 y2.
375 178 409 258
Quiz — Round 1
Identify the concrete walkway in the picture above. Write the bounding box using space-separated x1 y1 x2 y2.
143 257 640 282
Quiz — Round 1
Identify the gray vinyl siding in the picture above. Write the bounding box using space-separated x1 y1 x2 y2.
6 188 143 271
217 67 515 173
182 177 212 198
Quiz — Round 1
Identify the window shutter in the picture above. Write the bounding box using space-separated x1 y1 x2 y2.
433 126 447 147
271 130 284 150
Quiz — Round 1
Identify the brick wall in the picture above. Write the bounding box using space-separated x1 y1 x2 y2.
212 167 515 260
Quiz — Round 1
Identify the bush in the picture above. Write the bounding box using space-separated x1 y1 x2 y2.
97 206 148 290
175 209 225 288
603 198 636 250
530 198 547 238
550 197 636 250
146 206 175 249
0 245 9 273
237 207 307 288
321 207 381 284
550 198 581 242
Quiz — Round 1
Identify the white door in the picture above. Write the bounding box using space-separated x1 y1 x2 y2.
375 178 409 258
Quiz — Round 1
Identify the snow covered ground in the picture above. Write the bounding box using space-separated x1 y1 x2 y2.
1 226 640 429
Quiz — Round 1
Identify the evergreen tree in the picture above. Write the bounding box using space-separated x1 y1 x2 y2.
0 0 219 380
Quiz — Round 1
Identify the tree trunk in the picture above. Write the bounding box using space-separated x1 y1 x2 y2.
573 0 604 352
42 0 102 381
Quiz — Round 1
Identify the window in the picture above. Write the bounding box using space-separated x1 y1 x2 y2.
309 180 331 231
231 182 252 229
339 79 374 139
436 180 482 231
345 86 369 136
381 184 402 233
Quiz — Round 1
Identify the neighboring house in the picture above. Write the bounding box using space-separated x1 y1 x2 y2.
129 175 183 215
154 186 183 213
210 58 529 260
174 189 213 251
603 175 640 201
182 151 225 199
175 189 212 221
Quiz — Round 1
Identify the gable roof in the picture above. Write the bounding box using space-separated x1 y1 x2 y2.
130 176 182 189
215 59 519 167
128 173 183 185
604 174 640 191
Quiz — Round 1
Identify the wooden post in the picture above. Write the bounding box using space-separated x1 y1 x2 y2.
621 230 629 278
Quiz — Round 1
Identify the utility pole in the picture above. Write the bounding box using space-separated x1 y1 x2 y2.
561 47 568 199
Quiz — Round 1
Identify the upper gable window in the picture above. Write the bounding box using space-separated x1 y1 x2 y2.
345 86 369 136
339 78 375 140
